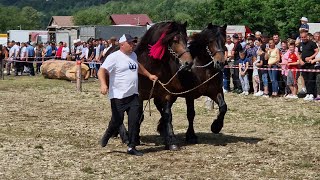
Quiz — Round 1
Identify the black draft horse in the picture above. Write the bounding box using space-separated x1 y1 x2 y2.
154 23 228 145
115 21 193 150
118 23 227 150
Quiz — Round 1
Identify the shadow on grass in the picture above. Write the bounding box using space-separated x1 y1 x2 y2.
139 132 263 154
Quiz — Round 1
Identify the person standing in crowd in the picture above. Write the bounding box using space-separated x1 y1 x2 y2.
0 45 8 77
252 56 260 95
299 31 319 100
44 42 52 61
311 50 320 101
223 35 234 93
26 42 35 76
279 41 290 96
238 50 250 95
98 34 158 156
61 42 69 60
80 42 88 62
55 41 63 59
256 44 269 97
7 41 19 76
284 43 300 99
231 33 243 93
18 42 27 76
273 34 282 49
267 39 280 97
35 43 44 74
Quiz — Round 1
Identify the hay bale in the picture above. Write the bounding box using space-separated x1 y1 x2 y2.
41 60 90 81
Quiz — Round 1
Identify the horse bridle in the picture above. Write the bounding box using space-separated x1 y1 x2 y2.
168 46 190 65
193 45 224 69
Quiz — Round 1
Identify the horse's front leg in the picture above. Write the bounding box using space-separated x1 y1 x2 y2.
161 99 179 150
210 89 227 134
185 97 197 144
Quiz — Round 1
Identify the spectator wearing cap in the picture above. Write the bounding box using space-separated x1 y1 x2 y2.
231 33 243 93
299 17 309 32
99 34 158 156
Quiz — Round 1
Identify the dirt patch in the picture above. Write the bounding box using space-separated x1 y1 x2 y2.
0 76 319 179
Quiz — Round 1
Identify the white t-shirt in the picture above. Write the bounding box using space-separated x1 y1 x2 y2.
225 42 234 57
101 50 139 99
20 46 27 59
9 44 20 58
61 47 70 59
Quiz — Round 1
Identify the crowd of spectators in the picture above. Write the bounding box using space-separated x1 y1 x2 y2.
1 17 319 101
223 17 320 101
0 36 124 78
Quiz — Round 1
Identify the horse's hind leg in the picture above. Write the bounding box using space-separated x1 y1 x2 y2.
185 98 197 144
210 92 227 134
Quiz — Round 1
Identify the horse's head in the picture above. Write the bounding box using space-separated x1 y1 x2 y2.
148 21 193 70
204 23 227 70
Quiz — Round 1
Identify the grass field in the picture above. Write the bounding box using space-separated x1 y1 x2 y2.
0 76 319 179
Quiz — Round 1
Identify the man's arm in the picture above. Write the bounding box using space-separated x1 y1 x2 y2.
306 48 319 62
97 68 109 95
138 62 158 81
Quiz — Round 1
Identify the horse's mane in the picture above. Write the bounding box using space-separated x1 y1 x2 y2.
135 21 187 56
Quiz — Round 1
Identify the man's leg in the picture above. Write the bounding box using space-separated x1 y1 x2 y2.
126 95 143 156
101 98 125 147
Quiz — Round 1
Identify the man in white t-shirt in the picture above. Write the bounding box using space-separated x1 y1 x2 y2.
98 34 158 156
61 42 70 60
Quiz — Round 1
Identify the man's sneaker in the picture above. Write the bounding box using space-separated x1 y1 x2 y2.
290 95 298 99
243 91 249 96
304 94 311 100
262 94 269 98
127 147 143 156
314 96 320 101
304 94 314 101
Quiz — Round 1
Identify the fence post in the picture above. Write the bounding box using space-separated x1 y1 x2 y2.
76 60 82 92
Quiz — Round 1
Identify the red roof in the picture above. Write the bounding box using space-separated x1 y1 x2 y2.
110 14 152 26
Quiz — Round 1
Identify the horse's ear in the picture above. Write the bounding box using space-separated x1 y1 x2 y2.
183 21 188 28
207 23 213 29
222 24 227 31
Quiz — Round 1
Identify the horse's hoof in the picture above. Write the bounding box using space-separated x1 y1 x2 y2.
211 120 223 134
165 144 180 151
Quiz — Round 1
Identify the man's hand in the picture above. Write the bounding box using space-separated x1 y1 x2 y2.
100 84 108 95
148 74 158 81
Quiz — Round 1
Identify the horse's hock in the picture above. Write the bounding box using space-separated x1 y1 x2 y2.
41 60 90 81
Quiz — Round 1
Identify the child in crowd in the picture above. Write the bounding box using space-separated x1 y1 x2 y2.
252 56 260 95
256 44 269 97
285 43 300 98
239 50 250 95
299 17 309 32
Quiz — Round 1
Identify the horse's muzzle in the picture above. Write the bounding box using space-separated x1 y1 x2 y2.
181 61 193 71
